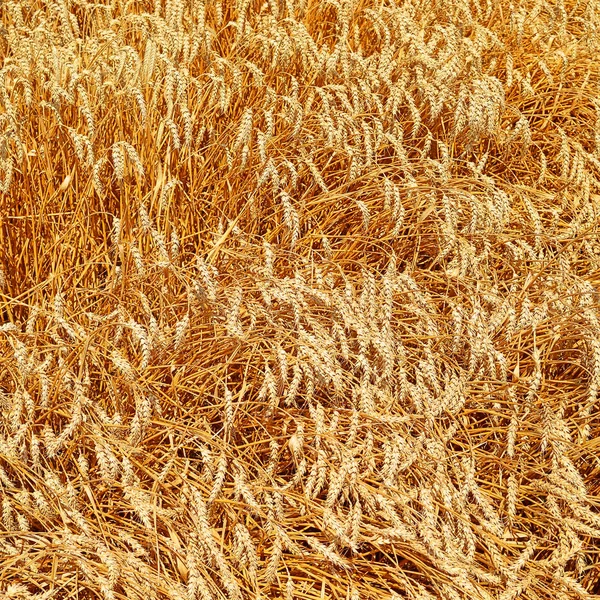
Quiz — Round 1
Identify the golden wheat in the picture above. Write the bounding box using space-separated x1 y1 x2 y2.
0 0 599 598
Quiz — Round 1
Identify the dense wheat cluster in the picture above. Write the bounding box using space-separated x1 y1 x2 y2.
1 0 600 598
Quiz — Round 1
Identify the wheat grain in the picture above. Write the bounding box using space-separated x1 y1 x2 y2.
1 1 599 598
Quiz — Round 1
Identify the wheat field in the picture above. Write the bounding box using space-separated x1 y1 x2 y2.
0 0 600 598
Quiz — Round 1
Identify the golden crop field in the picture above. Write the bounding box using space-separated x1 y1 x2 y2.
1 0 600 598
